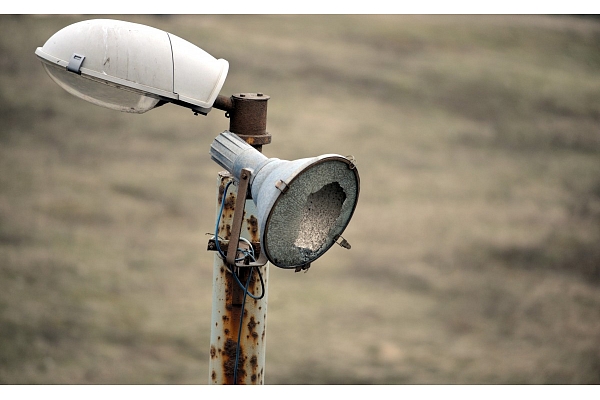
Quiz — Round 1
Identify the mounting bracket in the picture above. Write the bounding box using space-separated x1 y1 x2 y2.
226 168 268 268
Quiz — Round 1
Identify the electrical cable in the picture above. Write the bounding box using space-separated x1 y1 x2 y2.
233 266 254 385
214 182 255 263
214 179 265 300
214 179 267 384
231 263 265 300
238 237 255 259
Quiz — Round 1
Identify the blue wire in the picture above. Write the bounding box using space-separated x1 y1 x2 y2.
215 183 256 262
233 266 254 385
215 180 267 384
215 180 265 300
231 263 265 300
215 180 233 260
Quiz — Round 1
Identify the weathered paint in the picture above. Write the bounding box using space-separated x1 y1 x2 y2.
209 172 268 384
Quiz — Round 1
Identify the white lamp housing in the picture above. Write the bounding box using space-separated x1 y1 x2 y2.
35 19 229 114
211 131 360 269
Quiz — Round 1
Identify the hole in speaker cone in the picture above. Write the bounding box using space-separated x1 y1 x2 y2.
294 182 346 252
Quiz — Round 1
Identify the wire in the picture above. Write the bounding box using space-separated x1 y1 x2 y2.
215 180 267 384
214 183 255 263
238 237 255 260
233 266 254 385
214 179 265 300
214 180 233 261
231 263 265 300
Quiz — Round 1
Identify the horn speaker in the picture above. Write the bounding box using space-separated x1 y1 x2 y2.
210 131 360 269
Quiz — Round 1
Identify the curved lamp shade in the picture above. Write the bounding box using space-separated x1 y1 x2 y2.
35 19 229 114
211 131 360 269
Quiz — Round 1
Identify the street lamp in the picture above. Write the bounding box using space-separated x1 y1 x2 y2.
36 18 360 384
35 18 228 114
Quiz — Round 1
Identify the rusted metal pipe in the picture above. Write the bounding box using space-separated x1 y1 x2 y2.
213 93 272 151
208 173 268 384
213 94 234 113
208 93 271 384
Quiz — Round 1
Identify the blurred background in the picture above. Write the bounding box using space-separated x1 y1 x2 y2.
1 14 600 384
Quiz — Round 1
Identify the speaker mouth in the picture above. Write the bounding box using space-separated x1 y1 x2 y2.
261 155 360 269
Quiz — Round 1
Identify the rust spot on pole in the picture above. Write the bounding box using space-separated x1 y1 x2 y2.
224 193 235 210
223 338 245 382
246 215 259 243
217 172 232 204
247 316 257 333
218 183 225 204
249 355 258 383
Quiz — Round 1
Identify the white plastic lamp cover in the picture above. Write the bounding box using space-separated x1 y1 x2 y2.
35 19 229 113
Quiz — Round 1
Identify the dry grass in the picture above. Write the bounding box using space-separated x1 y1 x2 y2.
1 14 600 384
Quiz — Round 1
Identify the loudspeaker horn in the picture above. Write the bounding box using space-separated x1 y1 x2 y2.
210 131 359 269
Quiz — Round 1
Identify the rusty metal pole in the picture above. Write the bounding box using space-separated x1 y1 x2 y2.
208 93 271 384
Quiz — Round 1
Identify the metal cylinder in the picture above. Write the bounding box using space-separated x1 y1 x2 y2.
209 131 269 181
228 93 271 150
229 93 269 136
208 172 269 384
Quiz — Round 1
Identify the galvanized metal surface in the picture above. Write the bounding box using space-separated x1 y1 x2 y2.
210 130 269 183
209 172 268 384
210 131 360 269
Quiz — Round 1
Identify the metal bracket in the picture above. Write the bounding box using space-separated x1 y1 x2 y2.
275 180 289 193
207 238 261 257
226 168 268 268
345 155 357 170
294 263 311 273
334 234 351 249
67 53 85 74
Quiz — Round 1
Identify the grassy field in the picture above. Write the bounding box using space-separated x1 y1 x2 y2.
1 14 600 384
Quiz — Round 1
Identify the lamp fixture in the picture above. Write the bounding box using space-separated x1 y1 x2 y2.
35 19 228 114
